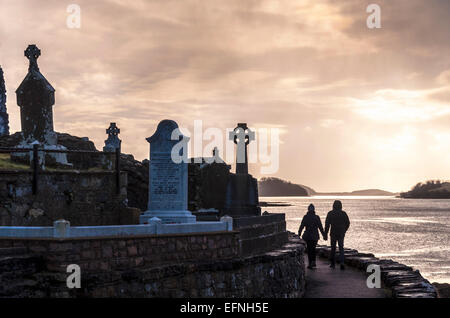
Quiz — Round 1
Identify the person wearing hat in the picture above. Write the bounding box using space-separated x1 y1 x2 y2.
298 203 326 269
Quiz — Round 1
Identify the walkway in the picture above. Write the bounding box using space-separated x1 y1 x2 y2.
304 257 388 298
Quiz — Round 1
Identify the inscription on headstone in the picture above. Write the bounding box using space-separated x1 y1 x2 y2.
150 153 183 210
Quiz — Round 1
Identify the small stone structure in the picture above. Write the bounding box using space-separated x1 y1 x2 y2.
0 66 9 136
223 123 261 217
140 119 195 224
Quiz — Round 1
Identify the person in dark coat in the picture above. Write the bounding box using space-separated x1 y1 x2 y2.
298 204 326 269
325 200 350 270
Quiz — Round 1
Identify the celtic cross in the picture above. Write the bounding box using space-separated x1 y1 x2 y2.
106 122 120 136
229 123 255 174
25 44 41 72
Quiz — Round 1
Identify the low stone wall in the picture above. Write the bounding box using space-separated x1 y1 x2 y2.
316 244 437 298
0 231 240 273
0 170 139 226
0 247 44 297
233 214 288 256
0 233 305 298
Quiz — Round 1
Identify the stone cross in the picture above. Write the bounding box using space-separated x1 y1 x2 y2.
0 66 9 136
25 44 41 72
103 122 121 152
229 123 255 174
16 44 56 145
106 122 120 136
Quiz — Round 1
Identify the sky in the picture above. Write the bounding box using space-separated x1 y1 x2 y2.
0 0 449 193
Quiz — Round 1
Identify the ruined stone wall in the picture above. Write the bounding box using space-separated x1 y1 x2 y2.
0 171 139 226
0 233 305 298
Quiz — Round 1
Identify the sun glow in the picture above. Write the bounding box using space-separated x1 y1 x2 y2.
350 89 450 123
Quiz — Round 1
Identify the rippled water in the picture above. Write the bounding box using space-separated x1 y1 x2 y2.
261 196 450 283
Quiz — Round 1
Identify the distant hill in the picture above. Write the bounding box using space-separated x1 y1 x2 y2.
317 189 395 196
258 177 311 196
258 177 395 197
350 189 395 196
400 180 450 199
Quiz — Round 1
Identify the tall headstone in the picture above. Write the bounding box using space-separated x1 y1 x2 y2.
223 122 260 217
16 44 57 145
14 44 69 167
140 119 196 224
103 122 121 152
0 66 9 136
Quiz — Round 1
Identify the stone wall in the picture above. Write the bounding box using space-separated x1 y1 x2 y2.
0 232 240 272
0 233 305 298
233 214 288 256
0 170 139 226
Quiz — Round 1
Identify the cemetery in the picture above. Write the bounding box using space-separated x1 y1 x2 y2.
0 45 436 299
0 45 304 297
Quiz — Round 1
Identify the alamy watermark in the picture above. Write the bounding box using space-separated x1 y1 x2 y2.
366 264 381 288
366 4 381 29
66 4 81 29
66 264 81 288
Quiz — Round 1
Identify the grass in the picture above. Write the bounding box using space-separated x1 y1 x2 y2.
0 153 30 170
0 153 108 172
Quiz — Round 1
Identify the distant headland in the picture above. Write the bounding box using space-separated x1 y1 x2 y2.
400 180 450 199
258 177 396 197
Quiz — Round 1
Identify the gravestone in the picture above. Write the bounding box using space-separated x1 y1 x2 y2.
188 147 231 217
16 45 57 145
222 123 261 217
14 44 69 167
103 122 121 152
140 119 196 224
0 66 9 136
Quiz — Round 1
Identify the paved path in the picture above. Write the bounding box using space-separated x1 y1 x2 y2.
304 257 388 298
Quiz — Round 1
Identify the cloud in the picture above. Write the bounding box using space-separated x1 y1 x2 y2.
0 0 449 192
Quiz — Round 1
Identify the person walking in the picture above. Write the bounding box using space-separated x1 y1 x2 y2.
324 200 350 270
298 204 326 269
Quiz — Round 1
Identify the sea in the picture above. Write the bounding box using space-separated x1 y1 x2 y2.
261 196 450 284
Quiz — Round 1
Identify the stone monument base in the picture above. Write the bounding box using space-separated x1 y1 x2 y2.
140 210 196 224
222 173 261 218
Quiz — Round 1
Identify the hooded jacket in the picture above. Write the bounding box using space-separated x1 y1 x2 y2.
298 210 325 241
325 209 350 238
